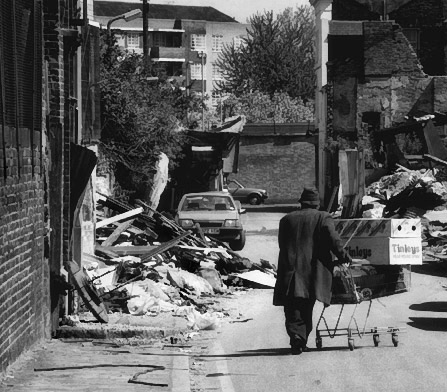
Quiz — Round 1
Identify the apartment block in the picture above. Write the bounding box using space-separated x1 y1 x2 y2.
94 1 249 105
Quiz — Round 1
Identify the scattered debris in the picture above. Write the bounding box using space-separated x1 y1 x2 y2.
360 165 447 262
66 192 277 329
234 270 276 288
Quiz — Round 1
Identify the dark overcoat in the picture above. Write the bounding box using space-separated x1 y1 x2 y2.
273 208 348 306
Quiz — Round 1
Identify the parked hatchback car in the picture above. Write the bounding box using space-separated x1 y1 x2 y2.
175 191 246 251
225 179 268 205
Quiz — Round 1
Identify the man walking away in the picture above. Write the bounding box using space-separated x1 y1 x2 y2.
273 187 352 355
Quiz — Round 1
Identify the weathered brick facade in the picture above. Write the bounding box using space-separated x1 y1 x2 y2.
0 161 49 374
0 0 51 374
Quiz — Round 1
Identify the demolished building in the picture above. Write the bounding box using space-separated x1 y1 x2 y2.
311 0 447 205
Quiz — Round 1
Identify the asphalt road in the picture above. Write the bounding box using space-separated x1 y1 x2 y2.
202 211 447 392
237 210 284 265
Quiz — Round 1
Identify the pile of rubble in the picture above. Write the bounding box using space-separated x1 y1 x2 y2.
361 165 447 262
68 193 276 331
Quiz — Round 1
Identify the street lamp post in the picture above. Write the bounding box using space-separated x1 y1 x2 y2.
142 0 149 67
198 51 206 131
185 60 193 97
106 9 142 36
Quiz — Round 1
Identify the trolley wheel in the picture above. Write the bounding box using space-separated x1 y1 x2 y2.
392 333 399 347
316 337 323 349
373 334 380 347
360 288 373 300
348 338 355 351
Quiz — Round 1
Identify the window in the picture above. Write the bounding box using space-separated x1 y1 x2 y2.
127 33 140 49
153 32 166 47
212 35 223 52
212 63 223 80
233 36 244 49
191 34 206 51
191 63 206 80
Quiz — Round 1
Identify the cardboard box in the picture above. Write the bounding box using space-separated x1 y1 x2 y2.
335 218 421 239
336 218 422 265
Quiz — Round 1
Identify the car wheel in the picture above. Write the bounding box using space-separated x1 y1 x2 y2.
248 194 261 205
229 230 246 251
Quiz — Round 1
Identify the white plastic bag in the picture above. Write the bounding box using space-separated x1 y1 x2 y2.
185 308 221 331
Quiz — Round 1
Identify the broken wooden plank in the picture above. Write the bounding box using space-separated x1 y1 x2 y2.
143 226 159 240
404 154 424 161
326 185 339 212
82 252 113 266
96 207 144 229
101 219 135 247
97 245 158 256
109 222 144 235
135 199 209 248
396 163 412 172
96 191 157 230
424 154 447 166
140 231 191 263
95 244 120 259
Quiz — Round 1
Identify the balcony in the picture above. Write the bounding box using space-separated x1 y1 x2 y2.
150 47 186 61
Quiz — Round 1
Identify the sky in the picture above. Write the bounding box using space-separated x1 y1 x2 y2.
105 0 310 23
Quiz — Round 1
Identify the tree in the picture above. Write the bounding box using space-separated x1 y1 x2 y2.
99 33 202 199
216 91 314 124
215 6 316 101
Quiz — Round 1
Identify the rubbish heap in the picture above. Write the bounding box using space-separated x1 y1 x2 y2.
361 165 447 262
68 193 276 331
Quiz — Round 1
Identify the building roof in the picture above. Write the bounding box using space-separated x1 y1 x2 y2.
94 1 238 23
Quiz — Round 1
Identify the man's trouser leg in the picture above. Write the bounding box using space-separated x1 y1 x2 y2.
284 297 316 347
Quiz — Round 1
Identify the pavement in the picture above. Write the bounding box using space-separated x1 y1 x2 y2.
0 293 234 392
0 330 194 392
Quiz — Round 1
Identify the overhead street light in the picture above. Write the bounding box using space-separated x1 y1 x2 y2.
107 9 142 35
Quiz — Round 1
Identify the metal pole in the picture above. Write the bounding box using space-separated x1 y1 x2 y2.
143 0 149 67
220 94 223 126
201 51 205 130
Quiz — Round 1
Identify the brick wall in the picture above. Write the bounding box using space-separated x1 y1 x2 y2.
0 148 49 374
364 22 423 77
231 136 317 203
0 0 51 375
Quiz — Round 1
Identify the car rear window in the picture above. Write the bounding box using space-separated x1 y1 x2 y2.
181 195 235 211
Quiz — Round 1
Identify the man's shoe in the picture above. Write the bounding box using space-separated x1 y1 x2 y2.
291 345 303 355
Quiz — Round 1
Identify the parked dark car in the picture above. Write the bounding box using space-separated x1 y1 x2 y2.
225 179 268 205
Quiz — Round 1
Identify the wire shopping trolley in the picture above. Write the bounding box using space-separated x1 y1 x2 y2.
315 263 410 351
